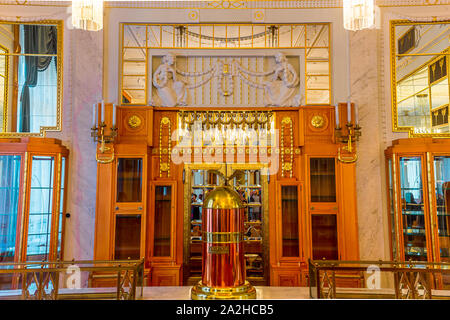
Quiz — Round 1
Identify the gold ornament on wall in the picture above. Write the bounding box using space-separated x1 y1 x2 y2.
159 117 172 177
311 115 325 128
127 115 142 129
280 117 294 178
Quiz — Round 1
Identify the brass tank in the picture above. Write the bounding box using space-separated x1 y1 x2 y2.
191 186 256 300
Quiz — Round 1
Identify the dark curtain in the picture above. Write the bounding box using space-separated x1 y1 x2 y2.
19 25 57 132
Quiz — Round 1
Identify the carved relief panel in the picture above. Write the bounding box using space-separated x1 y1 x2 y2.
150 51 304 108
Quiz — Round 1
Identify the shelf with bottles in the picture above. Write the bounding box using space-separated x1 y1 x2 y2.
404 247 427 257
246 185 263 189
402 204 424 210
437 212 450 216
245 253 263 271
403 228 427 236
245 221 262 225
246 203 262 207
189 255 202 273
192 185 220 189
405 253 428 259
440 246 450 258
244 237 263 242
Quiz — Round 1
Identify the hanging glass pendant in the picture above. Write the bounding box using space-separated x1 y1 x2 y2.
71 0 103 31
343 0 375 31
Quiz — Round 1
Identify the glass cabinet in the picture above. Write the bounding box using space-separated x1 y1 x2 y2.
433 156 450 263
184 165 268 286
113 156 146 261
187 169 221 280
277 181 302 261
310 158 336 202
309 157 338 260
149 181 176 260
311 214 338 260
399 156 429 261
114 215 141 260
153 185 172 257
281 185 300 257
116 158 142 203
385 138 450 288
0 155 21 264
0 138 68 288
231 169 265 281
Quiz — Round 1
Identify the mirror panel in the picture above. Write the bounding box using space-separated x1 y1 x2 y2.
391 21 449 137
0 21 63 136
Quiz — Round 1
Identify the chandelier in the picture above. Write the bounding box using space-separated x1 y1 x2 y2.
343 0 375 31
71 0 104 31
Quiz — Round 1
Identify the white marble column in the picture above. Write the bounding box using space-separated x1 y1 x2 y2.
350 29 389 261
49 28 103 261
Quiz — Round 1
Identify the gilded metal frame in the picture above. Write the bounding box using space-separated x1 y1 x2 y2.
0 44 8 133
0 20 64 137
182 162 270 285
120 22 331 106
309 259 450 299
390 20 450 137
0 259 144 300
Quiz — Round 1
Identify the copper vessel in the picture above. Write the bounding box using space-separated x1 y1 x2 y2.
191 186 256 299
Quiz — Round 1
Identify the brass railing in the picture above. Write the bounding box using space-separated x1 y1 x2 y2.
309 259 450 299
0 259 144 300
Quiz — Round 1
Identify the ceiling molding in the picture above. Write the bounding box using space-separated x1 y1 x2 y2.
0 0 448 9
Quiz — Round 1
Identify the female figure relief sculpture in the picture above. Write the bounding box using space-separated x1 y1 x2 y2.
152 53 187 107
263 52 302 107
152 52 301 107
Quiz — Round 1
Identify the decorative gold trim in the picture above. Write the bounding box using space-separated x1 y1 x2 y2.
280 117 293 178
390 20 450 138
337 147 358 163
191 280 256 300
311 115 325 128
127 115 142 129
2 1 450 9
121 22 331 106
0 44 8 133
159 117 171 177
0 20 64 137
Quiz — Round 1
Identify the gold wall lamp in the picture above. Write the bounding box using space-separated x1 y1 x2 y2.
335 103 362 163
91 101 117 164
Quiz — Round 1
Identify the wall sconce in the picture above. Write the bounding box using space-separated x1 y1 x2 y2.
335 103 362 163
91 101 117 164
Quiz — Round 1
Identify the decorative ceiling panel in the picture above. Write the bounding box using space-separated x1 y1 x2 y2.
0 0 448 8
